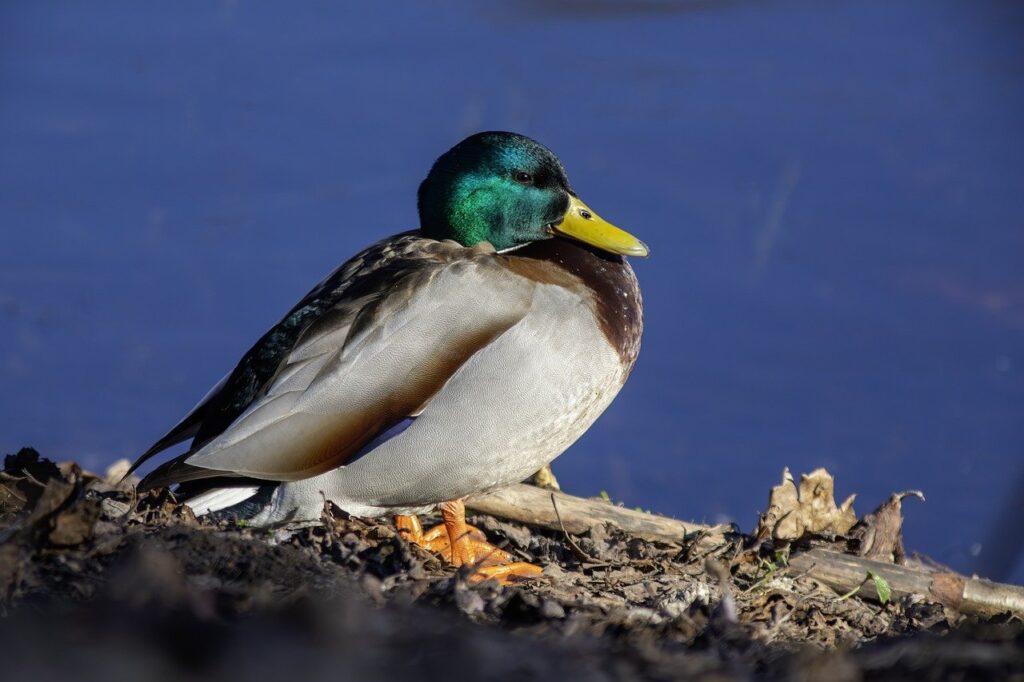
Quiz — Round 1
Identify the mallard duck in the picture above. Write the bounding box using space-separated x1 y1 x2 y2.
129 132 647 582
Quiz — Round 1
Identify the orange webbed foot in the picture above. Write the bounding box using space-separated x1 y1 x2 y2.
394 501 543 585
462 561 544 584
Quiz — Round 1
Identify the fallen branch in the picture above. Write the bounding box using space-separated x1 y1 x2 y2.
467 483 722 543
466 483 1024 618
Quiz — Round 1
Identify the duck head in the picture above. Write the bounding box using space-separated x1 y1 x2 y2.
418 132 648 257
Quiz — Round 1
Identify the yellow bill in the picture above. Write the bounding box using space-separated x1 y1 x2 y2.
551 196 649 257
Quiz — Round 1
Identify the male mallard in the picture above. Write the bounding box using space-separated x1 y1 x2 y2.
129 132 647 582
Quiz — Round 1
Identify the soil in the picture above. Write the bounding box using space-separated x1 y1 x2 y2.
1 448 1021 681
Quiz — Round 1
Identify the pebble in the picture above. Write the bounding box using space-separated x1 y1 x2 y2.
540 598 565 619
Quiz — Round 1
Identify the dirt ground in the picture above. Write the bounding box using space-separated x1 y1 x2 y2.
1 448 1021 681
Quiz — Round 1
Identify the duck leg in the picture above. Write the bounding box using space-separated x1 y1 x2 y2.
395 508 510 564
440 500 543 583
395 512 488 560
394 514 469 558
394 501 542 583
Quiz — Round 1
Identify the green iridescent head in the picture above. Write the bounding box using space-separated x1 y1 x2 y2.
418 132 648 257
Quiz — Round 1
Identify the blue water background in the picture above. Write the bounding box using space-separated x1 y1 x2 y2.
2 1 1022 580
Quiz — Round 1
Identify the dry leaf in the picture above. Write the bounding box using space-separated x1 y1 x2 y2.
756 468 857 541
850 490 925 563
530 464 561 491
49 499 101 546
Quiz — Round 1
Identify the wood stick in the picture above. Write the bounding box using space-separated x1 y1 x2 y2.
786 549 1024 618
467 484 720 543
465 483 1024 618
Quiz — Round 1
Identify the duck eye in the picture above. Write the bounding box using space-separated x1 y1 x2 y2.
513 171 533 184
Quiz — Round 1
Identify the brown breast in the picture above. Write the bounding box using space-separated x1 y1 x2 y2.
499 238 644 369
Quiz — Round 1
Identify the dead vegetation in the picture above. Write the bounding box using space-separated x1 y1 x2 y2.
0 447 1022 681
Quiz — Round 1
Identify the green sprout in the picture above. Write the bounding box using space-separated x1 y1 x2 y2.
836 570 892 605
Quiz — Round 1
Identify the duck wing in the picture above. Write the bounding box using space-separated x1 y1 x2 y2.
135 235 535 489
130 232 429 476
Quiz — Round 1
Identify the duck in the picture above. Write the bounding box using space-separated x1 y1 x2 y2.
129 131 647 582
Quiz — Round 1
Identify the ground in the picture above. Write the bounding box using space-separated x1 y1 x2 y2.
0 448 1021 681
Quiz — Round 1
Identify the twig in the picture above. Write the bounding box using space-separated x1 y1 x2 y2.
550 492 608 567
836 574 872 602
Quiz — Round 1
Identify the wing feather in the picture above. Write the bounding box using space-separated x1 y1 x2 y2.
183 257 533 481
127 370 231 474
137 238 533 488
132 233 434 479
